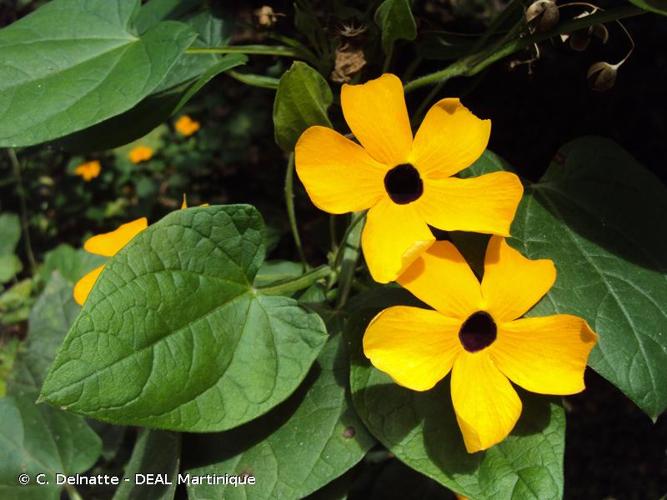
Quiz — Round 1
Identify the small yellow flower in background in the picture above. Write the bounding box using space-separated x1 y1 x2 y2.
74 160 101 181
128 145 154 164
175 115 200 137
295 73 523 283
73 218 148 305
363 236 597 453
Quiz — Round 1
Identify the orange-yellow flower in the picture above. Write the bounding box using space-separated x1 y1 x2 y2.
363 236 597 453
175 115 200 137
74 160 101 181
128 145 154 164
73 218 148 305
295 73 523 283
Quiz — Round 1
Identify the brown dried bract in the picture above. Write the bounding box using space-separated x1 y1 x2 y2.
331 43 367 83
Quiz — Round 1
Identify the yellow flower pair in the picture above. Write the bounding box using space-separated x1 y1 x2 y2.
294 73 597 452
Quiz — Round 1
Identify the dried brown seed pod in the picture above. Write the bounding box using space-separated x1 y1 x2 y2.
587 61 618 91
526 0 560 32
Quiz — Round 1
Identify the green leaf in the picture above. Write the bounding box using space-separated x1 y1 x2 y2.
0 255 22 284
627 0 667 15
0 395 101 500
375 0 417 54
113 430 181 500
0 213 21 256
8 273 79 397
510 137 667 419
40 244 105 284
186 332 375 500
56 53 246 153
273 62 332 152
347 288 565 500
40 205 328 432
0 0 197 147
135 0 202 33
254 260 303 287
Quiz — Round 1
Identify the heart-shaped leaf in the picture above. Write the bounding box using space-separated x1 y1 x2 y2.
186 331 375 500
0 0 197 147
511 137 667 419
40 205 328 432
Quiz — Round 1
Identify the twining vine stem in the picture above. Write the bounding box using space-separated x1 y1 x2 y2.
186 45 300 57
7 149 37 275
257 265 332 295
284 153 309 271
403 5 644 92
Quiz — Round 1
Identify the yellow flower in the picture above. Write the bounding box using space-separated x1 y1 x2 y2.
363 236 597 453
74 160 101 181
128 145 154 164
73 218 148 305
175 115 200 137
295 73 523 283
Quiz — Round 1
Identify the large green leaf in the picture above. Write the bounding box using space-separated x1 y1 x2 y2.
628 0 667 15
40 205 328 432
375 0 417 54
113 430 181 500
347 288 565 500
186 332 375 500
273 62 332 152
0 395 102 500
57 53 246 153
0 0 197 147
510 137 667 419
8 273 79 397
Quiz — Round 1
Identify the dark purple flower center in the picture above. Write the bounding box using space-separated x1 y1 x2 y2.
384 163 423 204
459 311 497 352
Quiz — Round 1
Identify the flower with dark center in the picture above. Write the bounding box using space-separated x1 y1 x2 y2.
363 236 597 453
295 73 523 283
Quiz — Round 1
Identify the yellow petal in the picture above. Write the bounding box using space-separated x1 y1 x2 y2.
295 126 387 214
398 241 482 319
451 351 522 453
83 218 148 257
481 236 556 322
410 98 491 179
361 198 434 283
415 172 523 235
491 315 597 395
73 265 104 306
341 73 412 165
364 306 462 391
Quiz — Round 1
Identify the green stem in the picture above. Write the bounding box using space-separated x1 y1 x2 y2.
333 211 366 271
7 149 36 275
227 70 280 90
335 212 365 309
404 5 644 92
186 45 300 57
65 485 83 500
284 153 308 271
257 265 332 295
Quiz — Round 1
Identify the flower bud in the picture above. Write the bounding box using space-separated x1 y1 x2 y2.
526 0 560 32
587 62 618 91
